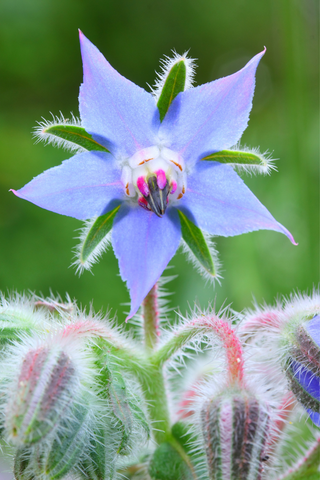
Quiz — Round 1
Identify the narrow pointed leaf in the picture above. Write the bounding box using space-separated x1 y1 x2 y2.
128 401 150 439
41 401 91 479
80 205 120 264
149 441 196 480
94 355 133 454
202 149 267 167
276 438 320 480
77 425 120 480
44 124 110 152
108 373 132 453
157 60 186 122
177 210 216 277
14 448 33 480
0 313 37 347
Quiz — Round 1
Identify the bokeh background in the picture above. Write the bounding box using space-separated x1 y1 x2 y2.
0 0 319 477
0 0 318 321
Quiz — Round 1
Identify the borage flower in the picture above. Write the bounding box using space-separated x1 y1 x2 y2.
11 32 295 318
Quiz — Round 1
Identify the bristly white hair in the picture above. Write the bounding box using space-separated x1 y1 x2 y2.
151 50 197 101
180 233 222 285
228 143 277 176
33 111 84 153
71 218 112 275
126 272 177 341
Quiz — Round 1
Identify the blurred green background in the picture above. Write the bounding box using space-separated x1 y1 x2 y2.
0 0 319 326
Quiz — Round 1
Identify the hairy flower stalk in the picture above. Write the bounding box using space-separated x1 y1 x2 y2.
143 284 160 351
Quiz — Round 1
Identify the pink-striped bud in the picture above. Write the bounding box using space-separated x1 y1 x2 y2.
201 391 270 480
4 342 80 445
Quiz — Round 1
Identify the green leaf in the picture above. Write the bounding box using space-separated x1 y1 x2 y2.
77 426 120 480
44 124 110 153
277 438 320 480
108 372 133 454
14 448 33 480
80 205 121 265
177 210 217 277
94 355 133 454
15 400 92 480
0 313 33 347
40 401 91 479
149 441 196 480
202 149 270 170
157 60 186 122
128 401 150 439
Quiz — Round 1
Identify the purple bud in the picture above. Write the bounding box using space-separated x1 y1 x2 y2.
286 315 320 426
201 392 270 480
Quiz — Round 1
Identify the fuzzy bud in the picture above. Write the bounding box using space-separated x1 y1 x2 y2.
5 343 79 445
286 315 320 426
13 398 93 480
201 391 270 480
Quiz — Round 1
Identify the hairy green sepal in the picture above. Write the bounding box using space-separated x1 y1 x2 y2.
14 401 91 480
94 352 149 455
277 439 320 480
149 441 195 480
178 210 216 277
0 313 38 347
80 205 120 264
77 426 119 480
44 124 109 152
202 149 265 166
157 60 186 122
42 401 90 479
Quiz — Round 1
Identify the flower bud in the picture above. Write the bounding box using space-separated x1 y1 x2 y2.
286 314 320 426
201 391 270 480
13 398 93 480
5 342 79 445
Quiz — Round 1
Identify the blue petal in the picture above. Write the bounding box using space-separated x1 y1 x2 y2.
79 31 159 158
12 152 124 220
291 360 320 401
112 205 181 319
178 161 296 243
160 50 265 165
306 315 320 349
306 409 320 427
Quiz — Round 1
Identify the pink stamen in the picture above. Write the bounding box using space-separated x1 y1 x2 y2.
138 196 150 210
170 180 177 194
137 176 149 196
156 169 167 190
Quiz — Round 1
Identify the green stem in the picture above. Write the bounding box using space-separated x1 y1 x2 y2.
137 363 171 445
143 284 160 352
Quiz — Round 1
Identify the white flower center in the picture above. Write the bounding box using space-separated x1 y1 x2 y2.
121 146 187 216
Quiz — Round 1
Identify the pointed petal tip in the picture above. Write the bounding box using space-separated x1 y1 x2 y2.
276 221 297 245
10 189 19 196
285 228 298 246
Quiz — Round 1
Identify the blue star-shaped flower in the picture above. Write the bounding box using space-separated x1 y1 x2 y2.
12 32 295 318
